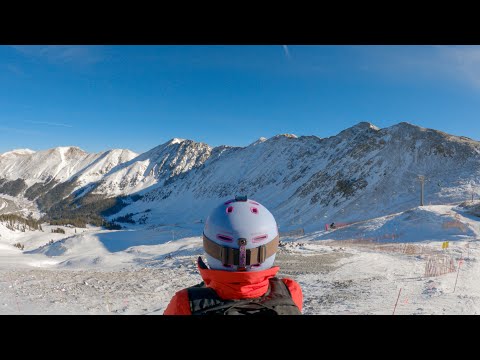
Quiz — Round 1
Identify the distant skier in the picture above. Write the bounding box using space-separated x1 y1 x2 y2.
163 196 303 315
330 222 336 229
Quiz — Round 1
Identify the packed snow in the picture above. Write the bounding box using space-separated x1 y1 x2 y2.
2 122 480 314
1 204 479 314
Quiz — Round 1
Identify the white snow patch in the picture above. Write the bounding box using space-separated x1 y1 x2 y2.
169 138 186 144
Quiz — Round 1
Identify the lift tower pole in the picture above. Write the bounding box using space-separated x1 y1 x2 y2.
418 175 425 206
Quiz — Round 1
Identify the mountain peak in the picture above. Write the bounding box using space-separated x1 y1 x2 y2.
0 148 36 157
272 133 298 140
52 146 88 158
53 146 85 152
352 121 379 131
387 122 424 134
250 137 267 146
395 122 421 129
337 121 379 138
167 138 186 145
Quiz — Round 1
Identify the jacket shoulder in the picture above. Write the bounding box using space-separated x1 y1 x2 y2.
281 278 303 312
163 288 191 315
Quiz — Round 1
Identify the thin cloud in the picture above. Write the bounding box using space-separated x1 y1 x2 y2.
24 120 73 128
4 64 27 77
11 45 103 66
282 45 291 60
435 45 480 88
355 45 480 90
0 126 45 136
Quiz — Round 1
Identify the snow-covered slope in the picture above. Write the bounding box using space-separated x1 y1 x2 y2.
2 122 480 231
1 203 479 314
113 122 480 231
305 204 479 243
0 149 36 157
0 147 137 198
0 146 138 186
91 139 212 196
70 149 138 192
0 147 97 185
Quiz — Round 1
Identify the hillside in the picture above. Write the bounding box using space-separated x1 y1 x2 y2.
1 122 480 231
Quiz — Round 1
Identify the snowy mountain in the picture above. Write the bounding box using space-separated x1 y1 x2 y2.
0 147 137 199
111 122 480 230
70 149 139 192
90 138 212 197
1 122 480 231
0 146 97 186
0 148 36 157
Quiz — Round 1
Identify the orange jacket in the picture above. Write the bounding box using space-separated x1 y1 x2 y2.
163 264 303 315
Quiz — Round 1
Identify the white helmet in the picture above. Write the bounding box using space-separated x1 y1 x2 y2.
202 196 279 272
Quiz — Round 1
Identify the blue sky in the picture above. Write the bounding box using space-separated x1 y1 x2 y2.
1 45 480 154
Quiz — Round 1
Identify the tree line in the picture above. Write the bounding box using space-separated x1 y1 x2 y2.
0 213 43 231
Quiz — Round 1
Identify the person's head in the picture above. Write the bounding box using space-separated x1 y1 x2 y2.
202 195 279 272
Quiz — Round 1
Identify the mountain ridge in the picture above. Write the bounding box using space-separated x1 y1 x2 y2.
1 122 479 231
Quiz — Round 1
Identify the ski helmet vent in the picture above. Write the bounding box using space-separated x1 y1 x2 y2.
226 206 234 214
253 234 268 243
217 234 233 242
250 207 258 214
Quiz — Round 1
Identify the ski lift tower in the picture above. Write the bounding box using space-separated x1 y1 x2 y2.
470 181 475 203
418 175 425 206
